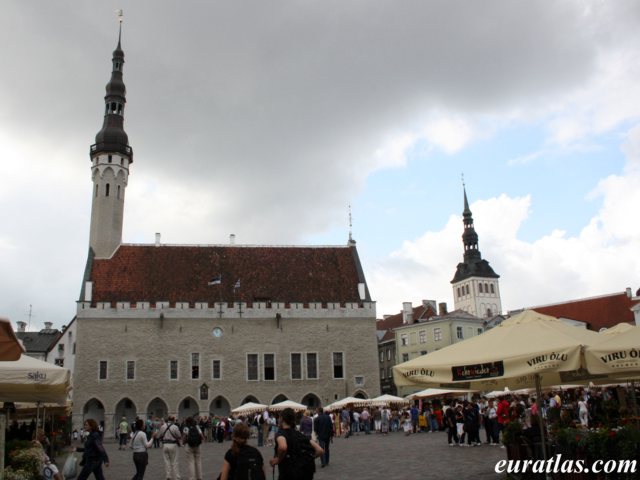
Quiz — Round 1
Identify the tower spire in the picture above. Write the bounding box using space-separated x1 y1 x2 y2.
88 20 134 259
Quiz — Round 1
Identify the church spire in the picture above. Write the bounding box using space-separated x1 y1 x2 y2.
461 184 481 264
88 17 133 259
91 15 132 160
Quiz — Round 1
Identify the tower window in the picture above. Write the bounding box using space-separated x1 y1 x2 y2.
108 155 112 163
465 285 470 295
95 185 98 198
120 158 124 166
490 284 495 294
117 185 121 199
479 283 483 293
105 183 110 197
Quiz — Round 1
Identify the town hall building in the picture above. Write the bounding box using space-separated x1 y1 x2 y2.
72 28 380 433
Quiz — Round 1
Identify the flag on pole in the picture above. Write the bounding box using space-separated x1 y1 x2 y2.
234 279 241 291
208 275 222 286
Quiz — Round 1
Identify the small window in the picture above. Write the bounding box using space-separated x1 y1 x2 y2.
456 326 463 339
479 283 483 293
380 368 385 379
55 358 64 367
387 349 391 361
419 330 426 344
466 285 470 295
191 353 200 379
434 328 442 342
354 375 365 386
291 353 302 380
99 360 108 380
170 360 178 380
380 351 384 363
58 344 64 352
306 353 318 379
477 328 483 335
105 183 110 197
332 352 344 379
126 360 135 380
247 354 259 381
264 353 275 381
490 284 495 294
108 155 112 163
402 353 409 362
212 360 221 380
420 350 427 356
72 342 76 354
401 334 408 346
117 185 121 199
388 368 393 379
95 185 98 198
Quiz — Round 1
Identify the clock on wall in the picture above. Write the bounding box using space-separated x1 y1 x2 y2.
212 327 223 338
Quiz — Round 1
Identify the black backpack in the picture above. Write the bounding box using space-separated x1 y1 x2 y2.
235 445 265 480
186 425 202 447
281 429 316 479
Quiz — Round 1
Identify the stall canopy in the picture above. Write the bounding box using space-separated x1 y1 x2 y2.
230 402 267 416
268 400 307 412
405 388 476 401
0 317 24 361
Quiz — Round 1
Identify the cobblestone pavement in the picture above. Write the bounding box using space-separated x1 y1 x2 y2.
63 430 507 480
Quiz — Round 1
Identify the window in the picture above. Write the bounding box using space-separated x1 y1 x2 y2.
388 368 393 379
99 361 107 380
264 354 275 381
380 368 385 379
54 358 64 367
354 375 365 387
247 354 259 381
58 344 64 352
400 334 408 346
434 328 442 342
126 360 135 380
95 184 98 197
212 360 221 380
380 351 384 362
73 342 76 354
402 353 409 362
479 283 483 293
291 353 302 380
456 326 463 339
466 285 470 295
478 328 483 335
108 154 112 163
170 360 178 380
457 287 461 297
419 330 426 344
191 353 200 379
332 352 344 379
105 183 110 197
420 350 427 356
306 353 318 379
387 349 391 361
490 284 495 294
117 185 121 199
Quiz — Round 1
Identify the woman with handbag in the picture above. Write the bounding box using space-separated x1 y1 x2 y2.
75 419 109 480
131 418 154 479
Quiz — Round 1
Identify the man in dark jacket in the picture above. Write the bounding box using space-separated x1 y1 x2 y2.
313 408 333 468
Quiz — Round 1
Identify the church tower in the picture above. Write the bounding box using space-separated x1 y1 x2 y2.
88 23 133 259
451 186 502 317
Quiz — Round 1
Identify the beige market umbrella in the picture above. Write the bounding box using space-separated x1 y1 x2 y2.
325 396 369 411
0 317 24 361
584 324 640 377
393 310 601 391
268 400 307 412
0 354 71 404
230 402 267 415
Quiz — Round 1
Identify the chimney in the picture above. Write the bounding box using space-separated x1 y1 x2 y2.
626 287 632 298
438 302 448 316
230 234 236 245
17 321 26 332
155 233 161 247
402 302 413 324
44 322 53 330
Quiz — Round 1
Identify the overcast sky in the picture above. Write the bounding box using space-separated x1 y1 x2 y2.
1 1 639 330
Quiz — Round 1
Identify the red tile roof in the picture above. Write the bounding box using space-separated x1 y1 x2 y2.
376 304 436 331
89 244 369 306
531 292 639 331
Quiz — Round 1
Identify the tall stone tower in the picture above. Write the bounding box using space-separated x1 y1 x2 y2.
451 186 502 317
88 25 133 259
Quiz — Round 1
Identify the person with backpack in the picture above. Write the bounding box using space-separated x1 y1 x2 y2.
182 416 205 480
218 422 265 480
269 408 323 480
158 416 183 480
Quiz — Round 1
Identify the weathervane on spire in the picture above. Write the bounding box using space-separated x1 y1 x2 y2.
461 172 465 189
116 9 124 23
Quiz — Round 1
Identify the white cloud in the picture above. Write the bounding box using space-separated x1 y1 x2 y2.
422 117 475 154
